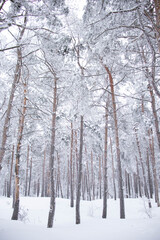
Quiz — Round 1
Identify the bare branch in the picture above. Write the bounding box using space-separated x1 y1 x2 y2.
0 0 7 11
0 45 23 52
89 5 140 26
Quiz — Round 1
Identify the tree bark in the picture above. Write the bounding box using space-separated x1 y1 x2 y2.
148 128 160 206
134 128 149 197
56 152 63 198
98 155 102 199
148 84 160 150
70 122 74 207
146 149 153 199
102 101 108 218
154 0 160 52
24 145 29 196
86 160 91 201
41 148 46 197
136 157 142 198
104 65 125 219
110 136 116 200
28 157 32 196
0 14 27 171
133 173 138 198
76 115 84 224
12 79 27 220
47 76 57 228
91 151 95 200
7 145 14 198
67 156 70 199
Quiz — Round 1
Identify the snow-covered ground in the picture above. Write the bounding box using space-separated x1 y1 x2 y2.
0 197 160 240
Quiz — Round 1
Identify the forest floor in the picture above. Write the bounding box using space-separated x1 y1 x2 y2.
0 196 160 240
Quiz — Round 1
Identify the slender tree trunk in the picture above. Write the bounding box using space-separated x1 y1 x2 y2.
67 156 70 199
70 122 74 207
56 152 63 198
0 14 27 171
47 76 57 228
125 171 128 198
58 162 63 199
133 173 138 198
28 157 32 196
146 149 153 199
149 128 160 206
110 136 116 200
104 65 125 219
45 169 50 197
134 128 151 207
25 145 29 196
72 144 75 200
98 155 102 199
154 0 160 52
102 101 108 218
136 157 142 198
76 115 84 224
7 145 14 198
12 80 27 220
33 180 36 195
86 161 91 201
0 48 22 171
82 171 86 200
74 130 79 193
127 173 131 198
37 178 40 197
41 148 46 197
148 84 160 150
3 179 7 196
91 151 95 200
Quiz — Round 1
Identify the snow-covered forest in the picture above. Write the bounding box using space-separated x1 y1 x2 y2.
0 0 160 239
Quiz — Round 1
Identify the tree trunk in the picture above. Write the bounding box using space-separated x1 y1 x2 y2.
98 155 102 199
25 145 29 196
56 152 63 198
102 101 108 218
136 157 142 198
41 148 46 197
28 157 32 196
0 14 27 171
133 173 138 198
0 48 22 171
70 122 74 207
148 84 160 150
91 151 95 200
149 128 160 206
146 149 153 199
135 128 151 207
154 0 160 52
74 130 78 194
76 115 84 224
86 161 91 201
110 137 116 200
7 145 14 198
12 80 27 220
37 178 40 197
47 76 57 228
125 171 128 198
104 65 125 219
67 156 70 199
